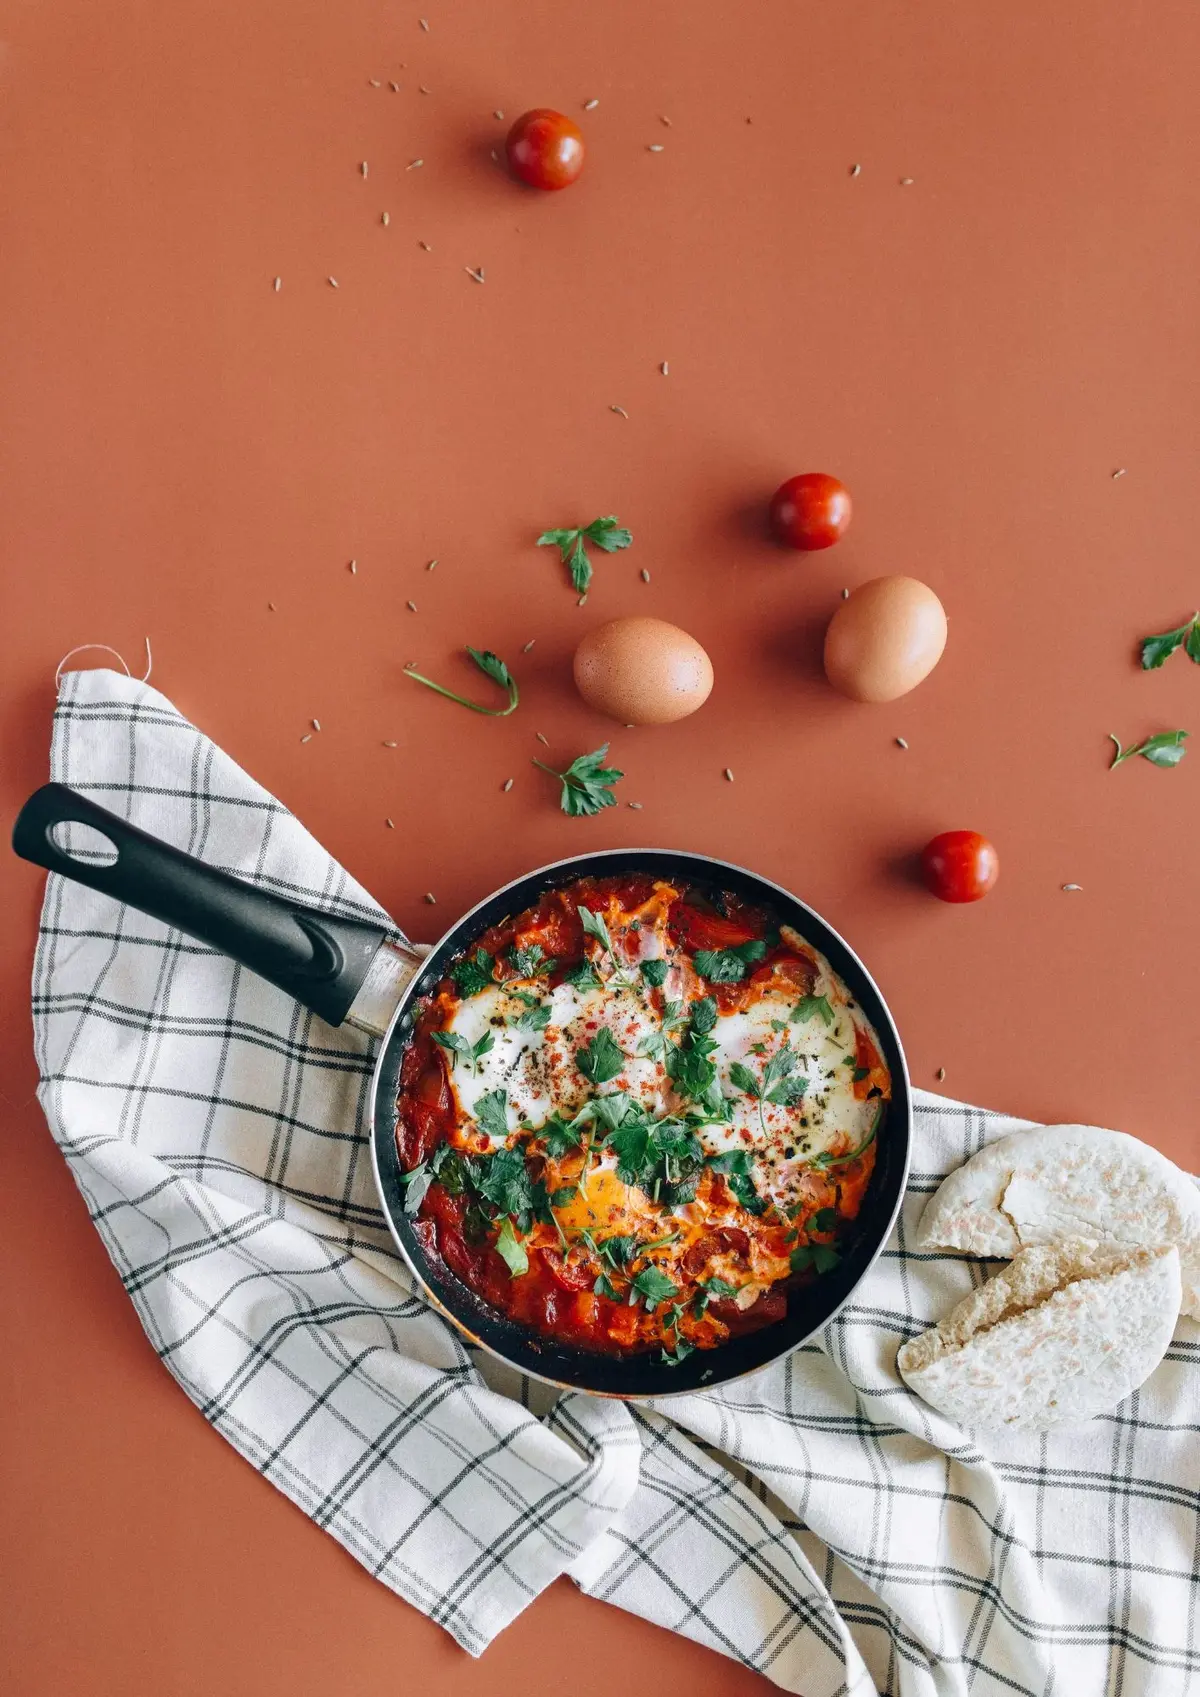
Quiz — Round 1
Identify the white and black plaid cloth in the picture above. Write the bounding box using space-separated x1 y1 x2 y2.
29 669 1199 1697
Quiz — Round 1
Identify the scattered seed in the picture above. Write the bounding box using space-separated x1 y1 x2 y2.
577 593 587 606
1111 467 1127 479
360 161 369 178
406 599 418 612
419 16 429 29
660 360 669 375
935 1066 945 1082
895 736 909 749
328 276 339 287
493 109 505 120
419 85 431 94
407 158 423 170
268 602 276 611
841 587 850 598
583 98 599 111
490 147 500 162
381 211 390 225
389 81 401 92
647 144 665 153
419 240 432 251
300 733 312 744
1062 882 1084 892
610 404 629 418
312 718 322 732
625 723 636 729
424 892 437 904
640 568 651 583
536 732 549 746
522 639 535 652
369 79 381 87
723 767 734 782
660 115 672 127
349 559 358 574
426 558 438 571
465 266 485 283
383 740 398 748
899 176 914 186
502 778 514 792
386 818 395 829
628 801 644 810
850 163 861 177
273 276 282 291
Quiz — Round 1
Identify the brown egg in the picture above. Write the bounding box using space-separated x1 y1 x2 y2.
824 576 947 702
573 616 713 724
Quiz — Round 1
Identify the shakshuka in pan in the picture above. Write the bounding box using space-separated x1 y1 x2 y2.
396 874 890 1363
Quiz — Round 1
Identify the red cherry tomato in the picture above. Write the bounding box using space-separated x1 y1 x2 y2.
921 831 999 903
769 472 852 550
505 109 585 190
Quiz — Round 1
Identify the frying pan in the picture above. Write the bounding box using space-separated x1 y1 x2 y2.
14 781 911 1398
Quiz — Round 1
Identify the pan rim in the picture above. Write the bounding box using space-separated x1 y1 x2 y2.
367 846 912 1401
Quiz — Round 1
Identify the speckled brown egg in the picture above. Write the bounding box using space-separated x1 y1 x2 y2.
823 576 947 702
573 616 714 724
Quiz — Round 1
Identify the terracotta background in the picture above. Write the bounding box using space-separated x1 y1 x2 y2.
3 1 1200 1691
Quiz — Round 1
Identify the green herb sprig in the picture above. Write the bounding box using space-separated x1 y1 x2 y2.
693 940 768 983
533 744 624 815
403 648 519 715
1140 612 1200 670
1108 730 1189 769
537 515 633 596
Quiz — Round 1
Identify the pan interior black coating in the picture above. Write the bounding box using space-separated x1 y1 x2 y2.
372 850 910 1399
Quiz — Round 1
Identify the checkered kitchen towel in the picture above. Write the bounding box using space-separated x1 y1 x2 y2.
28 669 1200 1697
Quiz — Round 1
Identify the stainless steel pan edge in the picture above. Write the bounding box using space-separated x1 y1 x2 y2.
367 847 912 1402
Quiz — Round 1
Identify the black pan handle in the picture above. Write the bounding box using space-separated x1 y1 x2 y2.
12 783 390 1028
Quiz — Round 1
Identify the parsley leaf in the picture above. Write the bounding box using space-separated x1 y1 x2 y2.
549 1184 577 1206
631 1266 678 1310
790 1242 840 1275
494 1217 529 1276
593 1271 620 1300
533 744 624 816
473 1089 510 1144
471 1144 533 1223
660 1339 694 1366
514 1002 551 1032
809 1207 838 1233
402 1161 433 1215
541 1117 582 1158
791 994 834 1027
1140 612 1200 670
1109 729 1189 769
587 1092 632 1135
606 1117 651 1184
728 1061 761 1099
577 904 614 952
509 942 554 978
640 958 670 988
698 1275 740 1306
598 1234 638 1267
432 1029 495 1073
692 939 768 983
403 647 520 716
577 1028 625 1085
451 948 495 998
766 1076 808 1106
566 959 601 991
537 515 633 596
690 996 718 1036
706 1149 766 1215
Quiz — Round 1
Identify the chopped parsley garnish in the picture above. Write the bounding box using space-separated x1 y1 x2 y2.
508 942 554 978
852 1065 870 1083
494 1217 529 1276
1140 611 1200 670
586 1092 632 1135
631 1266 678 1310
660 1339 694 1366
549 1184 578 1206
696 1276 740 1310
566 959 602 991
593 1271 620 1300
578 904 614 952
432 1028 495 1073
471 1141 530 1217
596 1234 638 1268
541 1117 582 1158
514 1001 551 1032
707 1148 766 1215
451 948 495 998
473 1088 510 1145
533 744 624 815
576 1027 625 1085
640 958 670 988
692 939 767 983
666 996 721 1105
403 647 520 716
402 1160 434 1215
791 994 834 1027
790 1242 840 1275
809 1207 838 1233
1108 729 1189 769
536 515 633 596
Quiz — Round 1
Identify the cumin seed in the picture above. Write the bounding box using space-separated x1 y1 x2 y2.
369 79 381 87
660 360 669 375
300 733 312 743
900 176 914 185
407 158 423 170
895 736 908 749
935 1066 945 1082
381 211 390 225
419 240 432 251
491 148 499 162
502 778 514 792
312 718 322 731
850 163 861 176
723 767 734 782
406 599 417 611
640 568 651 583
360 161 368 177
577 593 587 605
628 801 644 810
268 602 276 611
647 144 665 152
389 81 401 92
465 266 485 282
419 17 429 30
660 115 672 126
536 732 549 746
583 98 599 110
1062 882 1084 892
610 404 629 418
1112 467 1127 479
383 740 398 748
419 85 431 94
328 276 339 287
522 639 535 652
424 893 437 905
349 559 357 573
493 110 504 120
842 587 850 598
386 818 395 829
426 558 437 570
273 276 281 291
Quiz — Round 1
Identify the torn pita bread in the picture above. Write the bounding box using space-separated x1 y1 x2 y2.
917 1123 1200 1318
898 1239 1181 1431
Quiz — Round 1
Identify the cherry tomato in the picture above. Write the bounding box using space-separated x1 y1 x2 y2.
769 472 852 550
505 109 585 190
921 831 999 903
